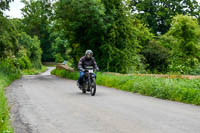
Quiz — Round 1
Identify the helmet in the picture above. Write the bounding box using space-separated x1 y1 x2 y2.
85 50 93 59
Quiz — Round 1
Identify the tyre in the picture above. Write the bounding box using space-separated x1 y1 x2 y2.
90 78 96 96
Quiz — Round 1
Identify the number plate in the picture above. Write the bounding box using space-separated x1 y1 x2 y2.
89 70 93 73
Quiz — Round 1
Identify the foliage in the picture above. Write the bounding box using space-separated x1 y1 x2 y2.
131 19 154 73
0 14 20 58
98 0 141 73
21 0 53 61
55 0 106 67
0 15 43 69
17 32 42 69
17 55 31 70
56 0 146 73
0 59 21 133
0 0 13 13
132 19 154 47
141 40 170 73
131 0 200 34
55 53 64 63
52 69 200 105
160 15 200 74
10 18 24 32
0 58 21 76
49 27 71 62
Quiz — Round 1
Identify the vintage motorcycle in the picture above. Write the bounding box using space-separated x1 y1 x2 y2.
77 66 96 96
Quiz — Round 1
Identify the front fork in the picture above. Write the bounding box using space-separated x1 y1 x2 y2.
83 73 96 90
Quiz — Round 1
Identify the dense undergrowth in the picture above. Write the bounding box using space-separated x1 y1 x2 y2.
0 60 21 133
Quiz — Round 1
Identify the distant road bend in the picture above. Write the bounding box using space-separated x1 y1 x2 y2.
6 67 200 133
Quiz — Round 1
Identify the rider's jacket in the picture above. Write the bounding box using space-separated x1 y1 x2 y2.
78 56 99 71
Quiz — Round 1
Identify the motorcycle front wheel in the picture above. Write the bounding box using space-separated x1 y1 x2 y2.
90 78 96 96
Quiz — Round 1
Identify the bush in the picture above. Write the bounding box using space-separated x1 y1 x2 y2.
0 59 20 76
17 32 42 69
17 56 31 70
55 53 64 63
160 15 200 74
141 40 170 73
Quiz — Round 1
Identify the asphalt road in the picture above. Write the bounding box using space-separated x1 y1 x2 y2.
5 67 200 133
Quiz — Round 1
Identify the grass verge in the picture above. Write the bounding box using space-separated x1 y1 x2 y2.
51 69 200 105
0 72 21 133
22 66 47 75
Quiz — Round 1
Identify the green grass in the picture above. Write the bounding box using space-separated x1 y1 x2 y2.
43 64 57 67
22 66 47 75
51 69 200 105
0 59 21 133
0 72 21 133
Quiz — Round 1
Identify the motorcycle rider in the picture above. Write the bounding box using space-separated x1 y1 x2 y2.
77 50 99 88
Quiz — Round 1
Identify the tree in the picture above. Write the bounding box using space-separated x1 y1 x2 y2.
55 0 106 67
56 0 146 73
0 14 19 58
10 18 24 32
131 0 200 34
160 15 200 73
99 0 143 73
141 40 170 72
0 0 13 13
49 25 71 62
17 32 42 69
21 0 53 61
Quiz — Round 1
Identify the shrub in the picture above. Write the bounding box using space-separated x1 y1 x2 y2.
141 40 170 73
17 56 31 70
17 32 42 69
160 15 200 74
0 59 20 76
55 53 64 63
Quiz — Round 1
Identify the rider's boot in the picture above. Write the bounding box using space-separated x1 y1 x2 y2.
77 81 83 89
87 88 90 91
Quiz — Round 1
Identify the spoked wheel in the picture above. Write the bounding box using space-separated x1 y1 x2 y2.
90 78 96 96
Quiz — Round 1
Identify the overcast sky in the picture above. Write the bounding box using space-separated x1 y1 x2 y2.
3 0 200 18
4 0 24 18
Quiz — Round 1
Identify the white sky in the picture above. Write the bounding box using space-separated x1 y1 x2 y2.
4 0 25 18
3 0 200 18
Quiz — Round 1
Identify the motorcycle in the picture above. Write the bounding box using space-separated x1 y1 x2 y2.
77 66 96 96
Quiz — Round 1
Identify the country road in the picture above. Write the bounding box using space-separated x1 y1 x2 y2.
5 67 200 133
